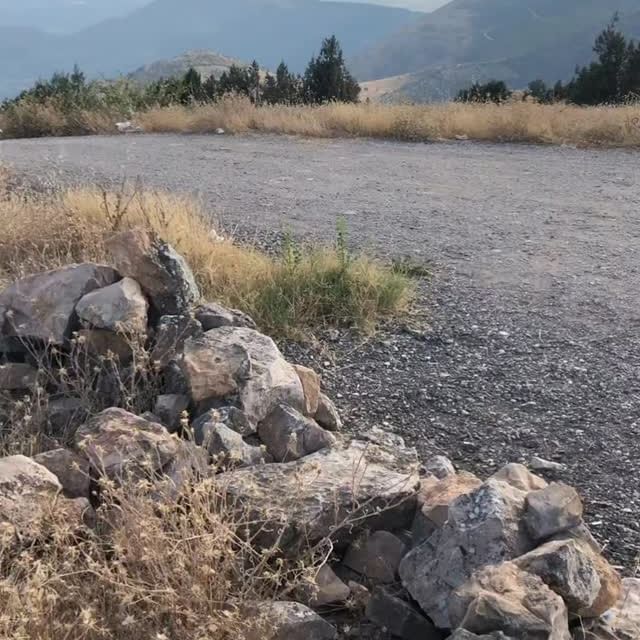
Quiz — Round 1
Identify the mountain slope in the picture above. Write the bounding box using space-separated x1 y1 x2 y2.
352 0 640 82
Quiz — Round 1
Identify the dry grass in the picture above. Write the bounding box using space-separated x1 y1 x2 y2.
0 180 412 334
2 96 640 146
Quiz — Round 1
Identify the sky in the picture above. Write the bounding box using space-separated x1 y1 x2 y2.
334 0 447 9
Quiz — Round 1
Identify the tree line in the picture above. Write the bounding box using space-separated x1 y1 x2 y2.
457 15 640 106
2 36 360 113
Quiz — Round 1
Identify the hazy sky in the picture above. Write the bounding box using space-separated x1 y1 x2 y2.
338 0 447 9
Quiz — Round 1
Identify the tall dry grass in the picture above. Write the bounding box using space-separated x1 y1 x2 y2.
0 180 412 334
2 96 640 146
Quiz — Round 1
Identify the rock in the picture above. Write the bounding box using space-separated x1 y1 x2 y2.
0 264 119 345
76 329 133 363
574 578 640 640
152 314 203 366
161 439 209 494
343 530 407 583
530 457 567 474
46 396 88 435
293 364 321 416
179 331 251 404
0 455 86 539
244 601 336 640
582 550 623 618
359 426 419 470
492 463 548 492
75 277 148 334
258 404 336 462
75 408 188 483
0 363 38 390
154 393 190 433
192 411 264 467
412 471 483 545
449 562 570 640
422 455 456 479
302 565 351 607
181 327 304 425
106 229 199 315
366 586 443 639
525 483 583 541
400 478 534 628
194 301 256 331
33 448 90 499
219 439 419 553
193 406 254 437
551 523 602 554
314 392 342 431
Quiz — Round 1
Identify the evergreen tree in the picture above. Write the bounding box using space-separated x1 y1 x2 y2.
457 80 511 104
303 36 360 104
181 67 204 104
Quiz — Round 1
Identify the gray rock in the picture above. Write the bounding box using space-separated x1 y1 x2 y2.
195 406 254 436
106 229 200 315
530 457 567 474
314 392 342 431
447 630 517 639
301 565 351 608
33 448 90 499
75 277 148 333
0 455 87 539
258 404 336 462
422 455 456 479
366 587 442 639
400 479 534 629
525 483 583 541
449 562 570 640
219 439 420 553
152 314 203 367
0 263 118 344
194 301 256 331
0 362 38 390
154 393 190 433
181 327 304 425
46 396 88 435
293 364 321 416
343 530 407 583
76 328 133 363
192 412 264 467
244 601 336 640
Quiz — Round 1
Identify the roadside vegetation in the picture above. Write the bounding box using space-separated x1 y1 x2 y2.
0 176 412 336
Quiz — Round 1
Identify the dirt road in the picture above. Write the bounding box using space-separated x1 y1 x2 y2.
1 133 639 569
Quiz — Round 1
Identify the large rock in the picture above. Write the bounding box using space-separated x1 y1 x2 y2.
193 406 255 437
0 455 86 539
412 471 483 545
180 327 304 424
75 277 148 333
0 363 38 390
293 364 321 416
194 301 256 331
400 479 535 629
423 455 456 479
74 408 196 484
0 263 118 344
76 328 133 363
366 587 442 639
301 565 351 607
343 530 407 583
152 314 203 366
257 404 336 462
449 562 571 640
244 601 336 640
525 483 583 542
574 578 640 640
192 411 265 467
33 448 90 499
154 393 190 433
106 229 200 315
514 539 621 618
219 439 419 553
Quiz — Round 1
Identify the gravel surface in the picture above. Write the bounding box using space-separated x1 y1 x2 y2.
1 133 639 572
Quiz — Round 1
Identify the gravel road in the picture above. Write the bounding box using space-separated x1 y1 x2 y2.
1 133 639 571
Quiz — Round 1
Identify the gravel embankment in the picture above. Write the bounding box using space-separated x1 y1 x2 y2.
1 133 639 571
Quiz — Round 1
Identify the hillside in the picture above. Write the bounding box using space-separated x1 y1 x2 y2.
129 51 246 85
0 0 422 99
353 0 640 102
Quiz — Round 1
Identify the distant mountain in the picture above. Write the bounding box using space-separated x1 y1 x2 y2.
353 0 640 102
0 0 422 99
0 0 148 34
129 51 247 84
